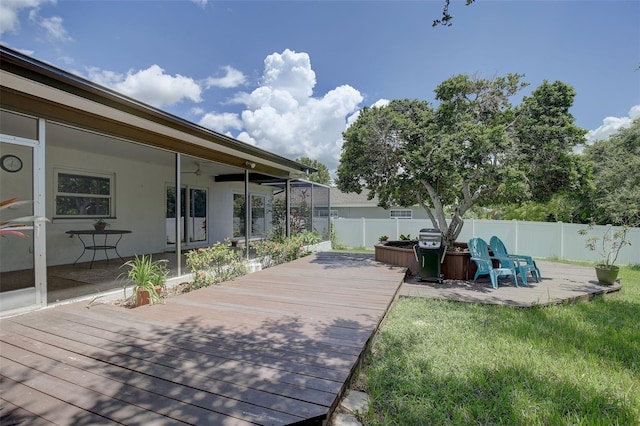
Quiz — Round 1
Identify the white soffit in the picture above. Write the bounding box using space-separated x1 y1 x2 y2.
1 70 299 174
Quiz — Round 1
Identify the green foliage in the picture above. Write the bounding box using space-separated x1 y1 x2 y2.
296 157 332 185
362 265 640 424
185 241 248 289
583 118 640 226
270 187 316 238
433 0 476 26
269 197 287 241
337 74 587 247
253 231 320 268
121 254 168 306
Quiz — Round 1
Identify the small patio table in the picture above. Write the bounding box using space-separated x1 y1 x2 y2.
66 229 132 269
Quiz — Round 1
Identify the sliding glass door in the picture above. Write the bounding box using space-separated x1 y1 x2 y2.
166 185 207 247
0 113 46 314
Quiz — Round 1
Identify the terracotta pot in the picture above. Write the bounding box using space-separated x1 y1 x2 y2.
94 223 107 231
136 289 150 307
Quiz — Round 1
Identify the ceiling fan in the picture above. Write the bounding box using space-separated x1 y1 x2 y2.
181 161 202 176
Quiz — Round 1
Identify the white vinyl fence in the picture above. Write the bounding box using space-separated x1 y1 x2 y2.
332 218 640 266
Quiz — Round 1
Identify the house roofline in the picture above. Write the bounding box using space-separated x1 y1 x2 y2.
0 46 316 177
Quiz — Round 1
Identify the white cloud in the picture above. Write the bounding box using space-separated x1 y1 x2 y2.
37 15 71 41
0 0 53 36
585 104 640 144
199 112 243 133
0 0 70 43
345 98 390 128
261 49 317 101
87 65 203 108
192 0 208 9
205 66 246 89
199 49 363 173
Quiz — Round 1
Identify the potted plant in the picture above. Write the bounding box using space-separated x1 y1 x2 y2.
578 223 631 285
93 218 108 231
121 254 168 307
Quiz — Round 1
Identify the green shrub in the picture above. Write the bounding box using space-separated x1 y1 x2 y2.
254 231 320 268
185 241 248 288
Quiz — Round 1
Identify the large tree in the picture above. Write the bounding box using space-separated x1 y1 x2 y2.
296 157 331 185
583 118 640 226
336 74 587 248
434 0 476 26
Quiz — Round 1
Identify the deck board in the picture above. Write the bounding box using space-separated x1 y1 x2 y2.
0 253 405 425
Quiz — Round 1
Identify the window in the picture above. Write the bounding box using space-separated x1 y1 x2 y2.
390 209 412 219
233 193 266 237
315 207 329 217
55 170 114 218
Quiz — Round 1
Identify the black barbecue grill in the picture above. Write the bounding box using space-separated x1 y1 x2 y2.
413 228 445 283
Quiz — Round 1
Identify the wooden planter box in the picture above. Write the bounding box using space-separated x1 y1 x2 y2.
375 242 418 275
375 241 477 280
441 250 476 281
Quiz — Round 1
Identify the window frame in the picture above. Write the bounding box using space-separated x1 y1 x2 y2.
233 192 267 238
54 168 115 219
390 209 412 219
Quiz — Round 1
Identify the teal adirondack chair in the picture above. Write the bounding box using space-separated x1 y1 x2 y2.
468 237 519 289
490 236 541 284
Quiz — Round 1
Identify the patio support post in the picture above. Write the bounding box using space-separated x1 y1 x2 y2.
310 183 314 235
244 168 250 259
175 153 182 276
285 179 291 238
35 118 47 306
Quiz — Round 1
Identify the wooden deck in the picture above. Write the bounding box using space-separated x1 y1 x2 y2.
401 260 622 306
0 253 406 426
1 255 622 425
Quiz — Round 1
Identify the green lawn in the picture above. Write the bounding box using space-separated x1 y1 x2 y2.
360 264 640 425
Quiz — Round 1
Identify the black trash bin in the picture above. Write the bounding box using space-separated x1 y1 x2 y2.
413 228 444 283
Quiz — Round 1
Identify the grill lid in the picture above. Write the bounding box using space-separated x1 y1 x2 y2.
418 228 442 248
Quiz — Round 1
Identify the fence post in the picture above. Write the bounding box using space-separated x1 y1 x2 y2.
513 219 518 252
559 222 564 259
362 217 366 248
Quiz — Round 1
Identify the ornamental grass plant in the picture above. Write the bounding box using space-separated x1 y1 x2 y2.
360 264 640 425
120 254 168 307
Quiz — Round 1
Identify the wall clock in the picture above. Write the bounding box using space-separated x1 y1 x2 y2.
1 154 23 173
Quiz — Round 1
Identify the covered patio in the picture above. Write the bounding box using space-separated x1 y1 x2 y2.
0 46 330 316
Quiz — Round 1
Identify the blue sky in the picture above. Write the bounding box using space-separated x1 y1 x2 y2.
1 0 639 175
